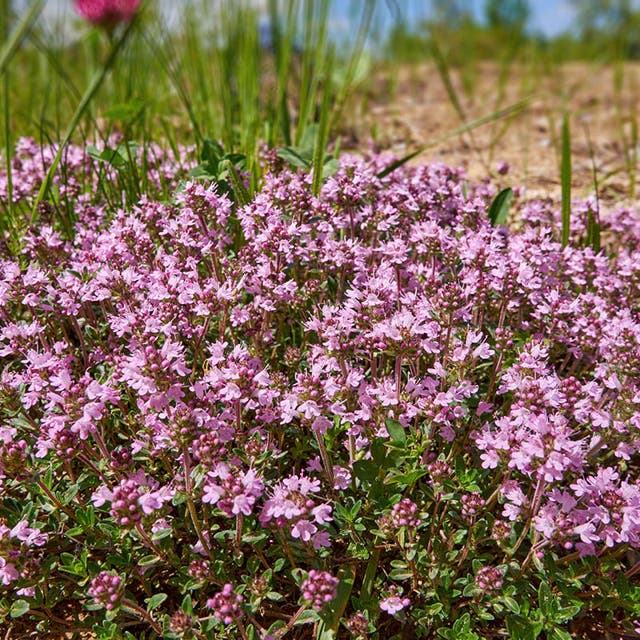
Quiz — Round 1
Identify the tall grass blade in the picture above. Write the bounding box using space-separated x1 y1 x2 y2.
328 1 374 133
312 50 333 196
30 17 139 234
296 0 329 145
0 0 44 77
429 32 467 126
224 159 251 207
583 122 601 253
269 0 297 146
377 98 530 179
561 112 571 248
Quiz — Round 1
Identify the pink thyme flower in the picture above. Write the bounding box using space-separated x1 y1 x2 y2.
88 571 124 610
380 586 410 615
206 583 243 625
300 570 338 610
74 0 140 28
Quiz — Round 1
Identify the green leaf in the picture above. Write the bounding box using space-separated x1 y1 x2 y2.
145 592 167 611
318 564 356 639
293 609 320 625
538 582 556 618
10 599 29 618
506 615 543 640
181 594 193 615
277 146 312 169
353 459 378 483
453 612 471 633
361 549 380 601
322 157 339 179
103 100 145 122
138 554 162 566
502 596 520 614
385 419 406 445
548 628 573 640
488 187 513 226
389 568 414 581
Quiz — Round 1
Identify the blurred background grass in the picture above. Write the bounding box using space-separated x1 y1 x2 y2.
1 0 639 244
4 0 640 152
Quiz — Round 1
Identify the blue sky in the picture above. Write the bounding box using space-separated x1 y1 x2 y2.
334 0 640 38
14 1 640 38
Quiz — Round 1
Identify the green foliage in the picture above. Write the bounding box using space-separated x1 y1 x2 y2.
488 187 513 226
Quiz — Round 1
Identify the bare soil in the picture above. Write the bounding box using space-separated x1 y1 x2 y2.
345 61 640 208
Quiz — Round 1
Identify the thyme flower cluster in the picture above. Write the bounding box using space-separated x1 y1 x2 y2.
0 139 639 637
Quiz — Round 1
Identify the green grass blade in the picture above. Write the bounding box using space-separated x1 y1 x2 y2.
488 187 514 226
224 159 251 207
296 0 329 145
30 17 139 233
328 1 374 134
583 122 601 253
0 0 45 77
312 50 333 196
429 31 467 125
317 564 356 639
561 112 571 248
377 98 530 179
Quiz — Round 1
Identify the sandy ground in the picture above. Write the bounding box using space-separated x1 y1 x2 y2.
344 61 640 209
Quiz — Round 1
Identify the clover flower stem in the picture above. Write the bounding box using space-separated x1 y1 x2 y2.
23 609 74 628
77 452 105 481
456 521 475 570
407 536 420 590
395 355 402 404
253 544 272 571
555 549 581 565
486 303 508 397
348 434 356 466
314 429 334 487
441 313 453 371
91 428 111 462
64 460 76 485
121 598 163 635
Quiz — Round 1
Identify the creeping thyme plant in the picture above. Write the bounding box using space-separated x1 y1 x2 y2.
1 139 640 639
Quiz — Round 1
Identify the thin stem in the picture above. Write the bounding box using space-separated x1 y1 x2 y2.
121 598 163 635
